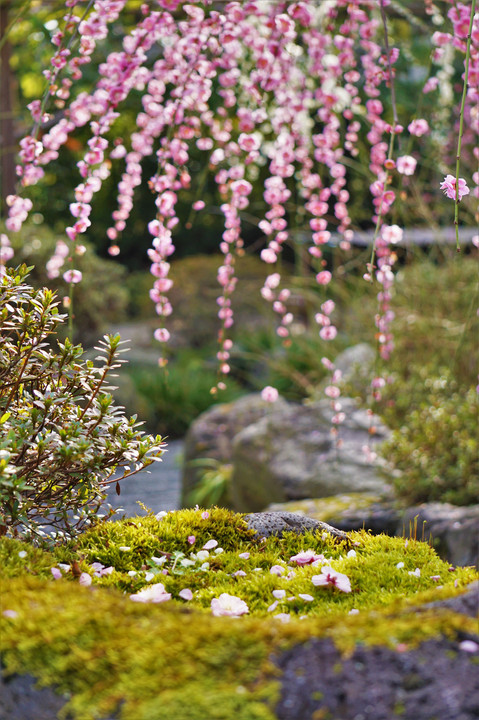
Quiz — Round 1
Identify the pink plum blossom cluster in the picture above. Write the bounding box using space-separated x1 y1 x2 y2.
4 0 477 392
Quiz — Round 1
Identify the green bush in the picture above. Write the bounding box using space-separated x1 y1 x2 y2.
6 221 129 347
0 267 164 540
120 354 246 438
381 375 478 506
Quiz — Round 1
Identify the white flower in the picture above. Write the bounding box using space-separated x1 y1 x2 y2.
211 593 249 617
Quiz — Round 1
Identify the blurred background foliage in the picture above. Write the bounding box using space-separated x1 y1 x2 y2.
1 0 476 265
1 1 477 505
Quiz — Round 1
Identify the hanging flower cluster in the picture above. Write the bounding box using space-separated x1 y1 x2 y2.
4 0 477 392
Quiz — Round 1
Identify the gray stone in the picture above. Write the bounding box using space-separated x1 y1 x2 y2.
181 393 289 507
399 502 479 568
275 633 479 720
244 511 350 543
333 342 375 382
230 398 392 512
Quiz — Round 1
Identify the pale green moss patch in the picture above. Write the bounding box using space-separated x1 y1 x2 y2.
268 493 385 523
1 508 477 720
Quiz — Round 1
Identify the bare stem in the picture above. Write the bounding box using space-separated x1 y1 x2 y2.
454 0 476 252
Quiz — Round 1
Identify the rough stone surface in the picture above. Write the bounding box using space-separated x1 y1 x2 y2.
420 580 478 618
0 672 77 720
267 498 479 568
244 511 351 543
230 398 391 512
274 633 479 720
400 502 479 569
181 393 289 507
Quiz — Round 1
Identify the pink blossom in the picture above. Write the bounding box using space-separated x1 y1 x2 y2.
408 119 429 137
179 588 193 601
320 326 337 341
261 386 278 403
311 566 351 593
79 572 92 587
290 550 325 566
63 269 82 284
130 583 172 603
51 567 62 580
261 248 277 264
396 155 417 176
201 511 210 520
2 610 18 619
272 589 286 599
238 552 250 560
440 175 470 201
154 327 170 343
187 535 196 545
316 271 332 286
211 593 249 617
270 565 285 576
298 593 314 602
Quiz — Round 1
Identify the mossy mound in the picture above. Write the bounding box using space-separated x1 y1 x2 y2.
1 508 478 720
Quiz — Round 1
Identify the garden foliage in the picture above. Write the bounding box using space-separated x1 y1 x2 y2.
0 266 164 540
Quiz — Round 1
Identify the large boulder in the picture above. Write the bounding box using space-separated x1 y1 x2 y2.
230 398 392 512
181 393 289 507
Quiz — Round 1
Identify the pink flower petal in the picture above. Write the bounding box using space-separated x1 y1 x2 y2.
202 539 218 550
130 583 172 603
211 593 249 617
179 588 193 601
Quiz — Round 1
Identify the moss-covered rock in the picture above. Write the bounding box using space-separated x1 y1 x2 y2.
1 508 478 720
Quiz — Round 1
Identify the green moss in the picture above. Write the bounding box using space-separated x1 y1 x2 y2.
1 508 477 720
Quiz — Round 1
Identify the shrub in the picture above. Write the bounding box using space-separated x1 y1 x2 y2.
6 222 129 347
0 266 164 541
381 375 479 507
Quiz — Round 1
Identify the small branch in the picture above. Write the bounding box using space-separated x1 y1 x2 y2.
379 0 398 126
454 0 476 251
